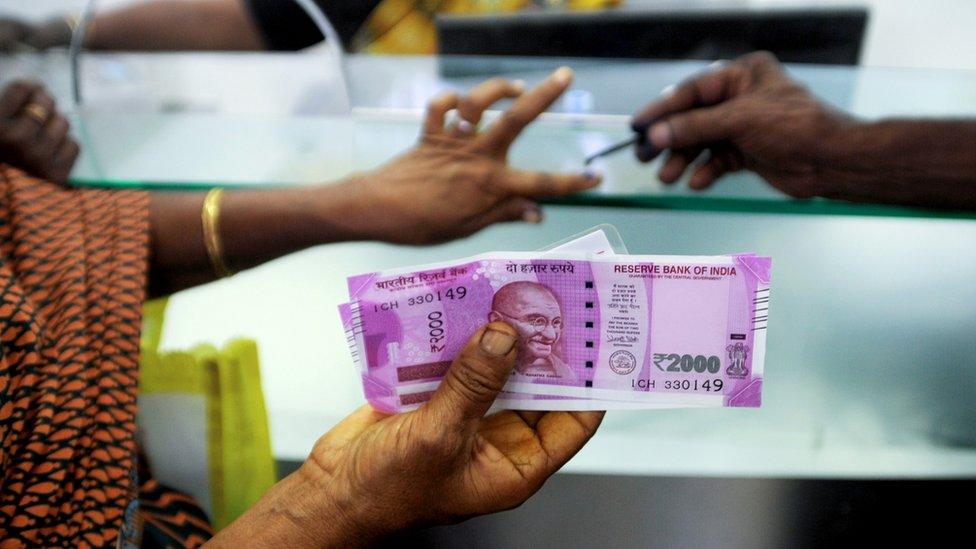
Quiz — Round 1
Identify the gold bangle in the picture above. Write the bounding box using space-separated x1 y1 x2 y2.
202 188 233 278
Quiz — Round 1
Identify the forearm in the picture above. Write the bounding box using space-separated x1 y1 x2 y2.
149 178 372 295
820 119 976 209
86 0 264 51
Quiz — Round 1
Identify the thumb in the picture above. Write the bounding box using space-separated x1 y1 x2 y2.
647 104 736 150
423 322 519 429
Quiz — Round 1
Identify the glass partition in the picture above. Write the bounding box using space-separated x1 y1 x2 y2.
3 47 976 478
56 53 976 219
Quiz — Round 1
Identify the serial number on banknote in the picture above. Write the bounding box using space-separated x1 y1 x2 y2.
662 379 724 392
407 286 467 307
373 286 469 311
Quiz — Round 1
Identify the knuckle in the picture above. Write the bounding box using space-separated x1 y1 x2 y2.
33 89 54 105
49 118 68 137
457 96 478 116
425 98 442 113
450 356 504 404
4 80 32 97
746 51 783 77
7 123 32 143
426 94 453 114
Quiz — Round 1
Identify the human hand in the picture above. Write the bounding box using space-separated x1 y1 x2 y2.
0 81 80 186
631 51 855 198
0 18 31 52
346 68 601 245
294 322 603 545
0 17 73 52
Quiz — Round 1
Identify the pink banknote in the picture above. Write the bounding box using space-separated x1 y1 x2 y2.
340 249 771 413
342 227 624 412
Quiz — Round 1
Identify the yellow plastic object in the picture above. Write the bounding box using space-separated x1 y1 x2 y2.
139 299 277 530
357 0 622 54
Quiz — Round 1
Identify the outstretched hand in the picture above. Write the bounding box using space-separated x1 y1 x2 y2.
350 68 602 245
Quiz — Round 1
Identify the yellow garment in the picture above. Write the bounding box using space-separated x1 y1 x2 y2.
354 0 622 54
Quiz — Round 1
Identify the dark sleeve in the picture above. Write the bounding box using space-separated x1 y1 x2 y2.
242 0 383 51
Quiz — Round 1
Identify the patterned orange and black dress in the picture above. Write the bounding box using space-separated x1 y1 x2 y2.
0 167 212 547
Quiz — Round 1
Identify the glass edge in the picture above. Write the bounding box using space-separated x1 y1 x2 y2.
70 178 976 221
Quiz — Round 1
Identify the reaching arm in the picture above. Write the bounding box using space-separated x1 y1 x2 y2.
148 68 600 295
630 52 976 210
2 0 264 51
816 119 976 209
85 0 264 51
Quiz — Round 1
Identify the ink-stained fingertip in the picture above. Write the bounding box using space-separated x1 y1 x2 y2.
635 142 661 163
630 115 655 133
583 169 603 185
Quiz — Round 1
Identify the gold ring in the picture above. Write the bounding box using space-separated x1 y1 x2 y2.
22 103 49 124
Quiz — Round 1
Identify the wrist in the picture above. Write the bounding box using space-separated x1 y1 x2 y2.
307 175 382 243
294 457 379 547
810 114 878 198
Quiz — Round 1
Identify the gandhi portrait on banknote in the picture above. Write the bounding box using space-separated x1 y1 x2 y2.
488 281 576 381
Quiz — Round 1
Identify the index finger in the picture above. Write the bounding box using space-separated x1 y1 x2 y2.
477 66 574 153
534 411 605 475
630 66 737 132
501 168 601 198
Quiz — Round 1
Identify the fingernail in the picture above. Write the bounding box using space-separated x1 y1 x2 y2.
660 84 676 97
553 66 573 84
584 169 602 182
523 208 543 223
457 119 474 135
480 327 517 356
649 122 672 148
512 79 526 93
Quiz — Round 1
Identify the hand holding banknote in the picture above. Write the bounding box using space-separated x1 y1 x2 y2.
213 322 603 547
345 67 602 245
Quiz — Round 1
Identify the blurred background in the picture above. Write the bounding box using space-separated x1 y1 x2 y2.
2 0 974 68
1 1 974 547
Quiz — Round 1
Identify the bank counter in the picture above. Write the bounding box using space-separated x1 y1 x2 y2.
5 51 975 545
